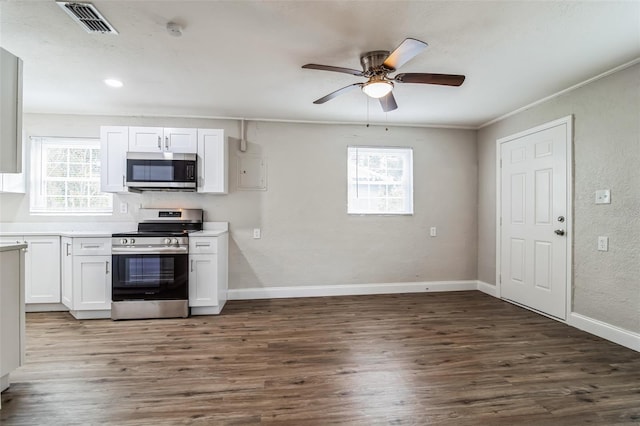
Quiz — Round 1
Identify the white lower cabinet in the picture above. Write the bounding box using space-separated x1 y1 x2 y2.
62 237 112 319
188 233 228 315
60 237 73 309
72 255 111 311
189 254 218 307
0 235 60 307
0 246 25 404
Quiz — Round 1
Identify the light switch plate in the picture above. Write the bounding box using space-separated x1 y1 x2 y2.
120 202 128 214
597 236 608 251
430 227 437 237
595 189 610 204
253 228 261 239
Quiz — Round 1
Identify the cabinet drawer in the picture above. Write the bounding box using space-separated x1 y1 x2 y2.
189 237 217 254
73 238 112 256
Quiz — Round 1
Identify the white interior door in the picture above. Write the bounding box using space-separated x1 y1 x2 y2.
499 119 570 319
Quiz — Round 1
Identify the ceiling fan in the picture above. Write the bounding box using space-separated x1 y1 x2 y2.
302 38 465 112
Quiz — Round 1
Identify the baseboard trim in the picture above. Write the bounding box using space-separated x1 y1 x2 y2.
476 280 498 297
26 303 67 313
228 280 478 301
569 312 640 352
69 310 110 320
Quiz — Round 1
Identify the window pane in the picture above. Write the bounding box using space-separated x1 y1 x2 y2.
46 196 66 209
46 162 68 178
69 163 89 178
67 181 88 196
46 181 66 196
30 138 113 214
347 146 413 215
46 148 67 162
69 148 89 163
68 197 88 208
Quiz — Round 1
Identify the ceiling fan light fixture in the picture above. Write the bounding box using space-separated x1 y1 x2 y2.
362 80 393 98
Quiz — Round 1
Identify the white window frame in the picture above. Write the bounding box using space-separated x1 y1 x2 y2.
29 137 113 215
347 146 414 215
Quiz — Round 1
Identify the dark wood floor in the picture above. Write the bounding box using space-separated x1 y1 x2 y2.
1 292 639 425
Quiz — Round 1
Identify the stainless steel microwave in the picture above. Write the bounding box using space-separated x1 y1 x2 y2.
126 152 197 192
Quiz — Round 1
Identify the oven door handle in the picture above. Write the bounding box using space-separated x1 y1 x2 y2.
112 246 188 254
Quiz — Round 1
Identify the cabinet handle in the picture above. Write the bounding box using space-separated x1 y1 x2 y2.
66 243 71 256
157 135 161 149
122 175 125 186
83 244 101 249
195 243 210 247
190 259 194 272
106 261 110 274
165 136 169 150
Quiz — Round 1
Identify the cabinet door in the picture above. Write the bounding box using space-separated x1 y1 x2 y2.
128 127 163 152
189 254 218 307
60 237 73 309
100 126 128 193
24 236 60 304
0 47 22 174
164 128 197 153
72 255 112 311
0 249 23 378
197 129 227 193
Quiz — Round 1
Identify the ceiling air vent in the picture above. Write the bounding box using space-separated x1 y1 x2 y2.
56 2 118 34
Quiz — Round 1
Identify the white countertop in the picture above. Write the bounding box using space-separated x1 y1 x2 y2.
0 222 228 238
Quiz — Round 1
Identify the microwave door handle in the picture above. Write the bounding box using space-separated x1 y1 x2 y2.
157 136 161 149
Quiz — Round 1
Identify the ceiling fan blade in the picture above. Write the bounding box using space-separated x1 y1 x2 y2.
382 38 428 71
313 83 363 104
379 92 398 112
394 73 466 86
302 64 364 76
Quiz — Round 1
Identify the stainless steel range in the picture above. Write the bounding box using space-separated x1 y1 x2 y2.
111 208 203 320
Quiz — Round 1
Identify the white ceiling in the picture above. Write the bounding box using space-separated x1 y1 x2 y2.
1 1 639 128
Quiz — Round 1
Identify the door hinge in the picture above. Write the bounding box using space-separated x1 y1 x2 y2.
500 217 502 226
500 159 502 168
499 274 502 284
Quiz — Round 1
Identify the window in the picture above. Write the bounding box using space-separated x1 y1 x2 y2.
30 137 112 214
347 146 413 215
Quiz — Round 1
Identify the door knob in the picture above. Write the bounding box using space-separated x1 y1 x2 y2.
554 229 565 236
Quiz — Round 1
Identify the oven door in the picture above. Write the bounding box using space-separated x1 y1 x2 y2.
112 253 188 301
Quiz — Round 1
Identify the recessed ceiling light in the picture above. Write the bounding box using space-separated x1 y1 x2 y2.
104 78 123 88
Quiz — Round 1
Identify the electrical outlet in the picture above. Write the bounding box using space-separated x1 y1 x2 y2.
430 227 437 237
253 228 261 239
595 189 611 204
597 236 608 252
119 202 128 214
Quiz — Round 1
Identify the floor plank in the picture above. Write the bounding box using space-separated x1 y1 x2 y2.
2 292 639 425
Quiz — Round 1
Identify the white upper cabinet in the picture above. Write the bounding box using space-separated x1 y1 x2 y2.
100 126 128 193
128 127 197 153
197 129 227 194
100 126 226 194
0 134 26 193
0 47 23 174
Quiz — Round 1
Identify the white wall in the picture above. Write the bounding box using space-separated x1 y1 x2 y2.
1 114 478 290
477 63 640 333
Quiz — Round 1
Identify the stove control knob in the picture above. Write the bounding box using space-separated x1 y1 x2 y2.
130 238 135 244
172 238 179 245
120 238 128 245
164 238 171 245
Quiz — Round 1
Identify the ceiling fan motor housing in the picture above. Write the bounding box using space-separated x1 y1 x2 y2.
360 50 392 76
